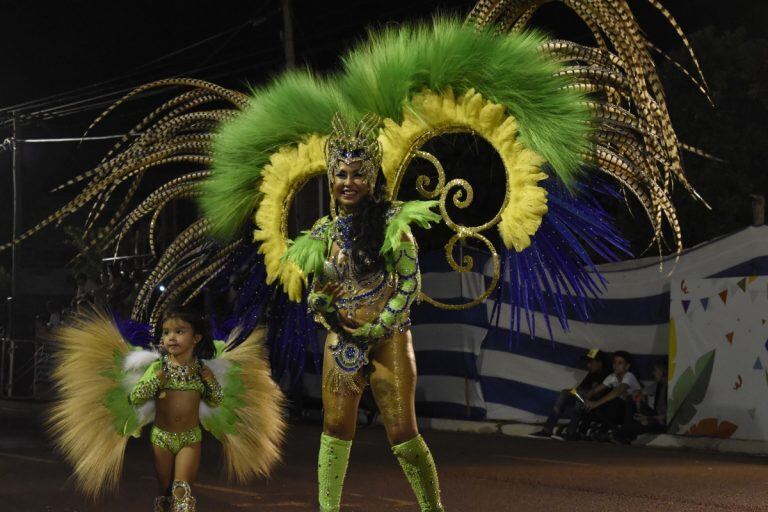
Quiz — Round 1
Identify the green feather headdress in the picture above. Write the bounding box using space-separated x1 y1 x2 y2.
203 18 590 240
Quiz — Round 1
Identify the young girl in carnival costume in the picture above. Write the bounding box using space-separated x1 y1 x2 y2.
49 306 285 511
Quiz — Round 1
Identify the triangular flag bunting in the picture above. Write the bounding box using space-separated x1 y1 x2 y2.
725 332 735 344
738 278 747 292
749 275 758 284
754 357 763 370
682 300 691 313
719 290 728 303
748 408 757 420
700 298 709 310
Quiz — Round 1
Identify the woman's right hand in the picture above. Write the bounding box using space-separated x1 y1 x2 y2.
318 281 344 303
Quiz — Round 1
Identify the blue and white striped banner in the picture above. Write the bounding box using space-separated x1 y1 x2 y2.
303 226 768 423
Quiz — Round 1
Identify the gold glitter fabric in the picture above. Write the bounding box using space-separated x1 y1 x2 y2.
162 356 205 394
154 495 171 512
128 356 224 406
128 361 162 405
392 435 444 512
317 433 352 512
150 425 202 455
369 330 418 441
171 480 196 512
315 214 423 396
201 372 223 407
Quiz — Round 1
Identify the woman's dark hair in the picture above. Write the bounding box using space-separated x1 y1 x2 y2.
348 177 391 275
160 305 215 360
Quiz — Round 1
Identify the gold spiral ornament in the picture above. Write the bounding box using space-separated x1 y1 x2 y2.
379 88 548 310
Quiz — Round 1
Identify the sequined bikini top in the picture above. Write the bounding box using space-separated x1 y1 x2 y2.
161 355 205 394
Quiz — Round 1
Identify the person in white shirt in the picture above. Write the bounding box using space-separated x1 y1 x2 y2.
564 350 640 439
586 351 642 408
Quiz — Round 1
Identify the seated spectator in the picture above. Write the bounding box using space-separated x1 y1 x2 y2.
529 348 609 439
563 350 641 440
46 301 61 329
60 307 73 326
92 272 108 310
612 361 668 444
74 272 98 306
105 268 132 316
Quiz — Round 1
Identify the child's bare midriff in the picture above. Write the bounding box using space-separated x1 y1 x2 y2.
155 389 201 432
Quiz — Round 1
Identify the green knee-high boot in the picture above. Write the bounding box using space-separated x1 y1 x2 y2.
318 433 352 512
392 435 444 512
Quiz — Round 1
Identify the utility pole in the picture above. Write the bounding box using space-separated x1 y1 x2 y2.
8 112 18 341
4 112 19 397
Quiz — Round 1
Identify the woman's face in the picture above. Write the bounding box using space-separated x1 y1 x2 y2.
332 161 370 211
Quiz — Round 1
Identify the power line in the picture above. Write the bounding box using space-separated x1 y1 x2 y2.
0 13 277 116
0 50 283 128
18 134 137 143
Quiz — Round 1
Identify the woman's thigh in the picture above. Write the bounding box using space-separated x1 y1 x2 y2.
321 333 363 440
369 331 418 444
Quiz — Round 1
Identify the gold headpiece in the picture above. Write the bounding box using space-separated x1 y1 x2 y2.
325 112 383 191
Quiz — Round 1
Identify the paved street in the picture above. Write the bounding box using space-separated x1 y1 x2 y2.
2 401 768 511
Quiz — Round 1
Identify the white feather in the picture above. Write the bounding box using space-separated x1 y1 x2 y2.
123 349 160 371
199 401 214 420
137 402 155 426
122 350 160 389
224 326 243 346
204 358 231 382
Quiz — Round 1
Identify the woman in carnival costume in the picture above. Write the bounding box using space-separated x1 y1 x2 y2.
3 1 709 510
286 114 444 511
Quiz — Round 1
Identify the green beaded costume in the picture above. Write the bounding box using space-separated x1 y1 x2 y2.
48 313 285 498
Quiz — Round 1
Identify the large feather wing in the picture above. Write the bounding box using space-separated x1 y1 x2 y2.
200 327 286 482
48 311 158 498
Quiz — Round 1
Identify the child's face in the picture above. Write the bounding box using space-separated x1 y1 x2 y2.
161 317 201 359
612 356 630 376
586 359 603 374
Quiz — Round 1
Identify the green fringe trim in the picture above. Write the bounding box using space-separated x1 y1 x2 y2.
101 350 140 437
381 200 440 257
284 230 328 279
213 339 227 358
340 17 590 186
202 72 354 240
200 361 245 441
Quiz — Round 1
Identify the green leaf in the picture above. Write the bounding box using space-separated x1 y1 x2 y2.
668 349 716 432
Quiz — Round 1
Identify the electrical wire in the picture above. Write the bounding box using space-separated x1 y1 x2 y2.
0 11 278 116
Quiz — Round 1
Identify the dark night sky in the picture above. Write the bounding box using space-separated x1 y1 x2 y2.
0 0 765 272
1 1 763 113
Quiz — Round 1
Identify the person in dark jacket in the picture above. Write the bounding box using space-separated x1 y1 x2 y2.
612 361 668 444
529 348 610 439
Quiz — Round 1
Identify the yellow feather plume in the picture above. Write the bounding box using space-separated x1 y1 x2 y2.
47 311 132 498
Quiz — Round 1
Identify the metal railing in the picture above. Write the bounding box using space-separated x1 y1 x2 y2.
0 337 55 399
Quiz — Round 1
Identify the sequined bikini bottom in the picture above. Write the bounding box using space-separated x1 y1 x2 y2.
150 425 202 455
